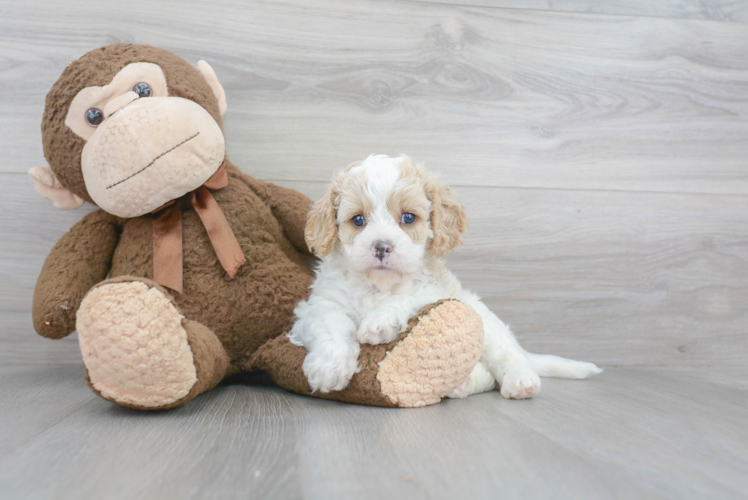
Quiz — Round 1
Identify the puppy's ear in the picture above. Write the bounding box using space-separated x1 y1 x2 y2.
427 175 468 258
305 179 340 258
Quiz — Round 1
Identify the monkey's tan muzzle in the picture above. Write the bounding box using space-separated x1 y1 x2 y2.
81 93 225 218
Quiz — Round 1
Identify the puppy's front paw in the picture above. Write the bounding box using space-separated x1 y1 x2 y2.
357 311 404 345
500 370 541 400
303 344 361 393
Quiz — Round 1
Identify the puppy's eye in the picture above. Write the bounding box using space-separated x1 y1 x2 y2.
352 215 366 227
85 108 104 127
401 213 416 225
132 82 152 98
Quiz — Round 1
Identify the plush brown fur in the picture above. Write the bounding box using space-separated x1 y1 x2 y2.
34 44 324 409
33 44 481 410
33 209 123 339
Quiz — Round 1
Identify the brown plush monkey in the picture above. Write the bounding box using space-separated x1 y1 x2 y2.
29 44 483 410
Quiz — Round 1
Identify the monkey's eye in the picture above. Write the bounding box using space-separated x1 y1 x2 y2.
85 108 104 127
352 215 366 227
132 82 152 98
401 213 416 225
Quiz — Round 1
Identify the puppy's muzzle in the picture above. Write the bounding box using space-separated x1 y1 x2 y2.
373 241 392 261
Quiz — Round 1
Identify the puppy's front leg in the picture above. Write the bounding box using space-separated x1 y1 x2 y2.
288 302 361 393
357 296 424 345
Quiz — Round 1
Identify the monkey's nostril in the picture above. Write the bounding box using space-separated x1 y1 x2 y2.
373 241 392 261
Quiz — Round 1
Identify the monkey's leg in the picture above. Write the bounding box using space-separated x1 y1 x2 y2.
76 277 230 410
251 300 484 408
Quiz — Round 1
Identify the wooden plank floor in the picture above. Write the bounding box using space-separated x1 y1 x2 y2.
0 364 746 500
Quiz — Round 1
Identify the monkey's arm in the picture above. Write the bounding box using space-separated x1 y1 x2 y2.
33 209 122 339
229 166 314 256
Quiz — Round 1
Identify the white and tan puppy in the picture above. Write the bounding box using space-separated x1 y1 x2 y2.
289 154 601 399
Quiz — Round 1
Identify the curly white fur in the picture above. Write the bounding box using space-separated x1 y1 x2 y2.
289 154 602 397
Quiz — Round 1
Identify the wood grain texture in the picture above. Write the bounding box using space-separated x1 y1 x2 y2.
5 174 747 366
2 0 748 194
0 364 746 499
450 185 748 366
414 0 748 23
1 0 747 367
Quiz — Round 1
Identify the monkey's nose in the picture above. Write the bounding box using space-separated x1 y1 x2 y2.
373 241 392 261
104 91 140 118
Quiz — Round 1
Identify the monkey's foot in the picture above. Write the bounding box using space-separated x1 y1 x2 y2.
251 300 484 408
376 300 484 407
76 277 228 410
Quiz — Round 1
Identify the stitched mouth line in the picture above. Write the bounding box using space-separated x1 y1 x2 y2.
106 132 200 190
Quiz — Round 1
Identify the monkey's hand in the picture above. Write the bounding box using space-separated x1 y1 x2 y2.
33 210 122 339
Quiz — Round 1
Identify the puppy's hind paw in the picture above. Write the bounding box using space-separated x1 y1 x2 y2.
500 370 541 400
446 379 472 399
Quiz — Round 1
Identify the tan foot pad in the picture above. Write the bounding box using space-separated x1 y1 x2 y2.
377 300 484 408
77 281 197 408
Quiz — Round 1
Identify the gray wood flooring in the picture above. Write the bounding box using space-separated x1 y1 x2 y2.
1 0 746 498
1 363 747 500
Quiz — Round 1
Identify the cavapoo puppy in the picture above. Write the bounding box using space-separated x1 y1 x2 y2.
289 154 601 399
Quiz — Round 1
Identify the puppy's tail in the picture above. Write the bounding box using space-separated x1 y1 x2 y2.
526 352 603 379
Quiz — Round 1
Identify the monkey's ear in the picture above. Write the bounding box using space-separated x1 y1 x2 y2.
28 166 85 210
196 60 227 116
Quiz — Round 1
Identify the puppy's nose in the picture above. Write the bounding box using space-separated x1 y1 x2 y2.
373 241 392 261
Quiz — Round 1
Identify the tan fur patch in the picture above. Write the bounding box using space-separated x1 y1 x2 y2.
387 160 432 245
305 185 338 257
337 218 364 248
423 169 468 258
307 163 375 253
337 174 374 221
305 161 366 257
336 169 373 247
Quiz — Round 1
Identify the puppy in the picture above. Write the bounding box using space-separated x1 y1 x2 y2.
289 154 602 399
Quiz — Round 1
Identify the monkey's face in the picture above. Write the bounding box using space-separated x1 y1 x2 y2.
64 62 225 218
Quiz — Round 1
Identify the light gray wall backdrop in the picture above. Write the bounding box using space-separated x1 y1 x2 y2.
1 0 747 367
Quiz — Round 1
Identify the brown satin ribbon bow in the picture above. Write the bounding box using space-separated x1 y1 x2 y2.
152 162 246 294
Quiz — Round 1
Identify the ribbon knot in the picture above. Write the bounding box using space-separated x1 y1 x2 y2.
152 163 246 294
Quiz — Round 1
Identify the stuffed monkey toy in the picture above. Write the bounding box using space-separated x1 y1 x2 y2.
29 44 483 410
